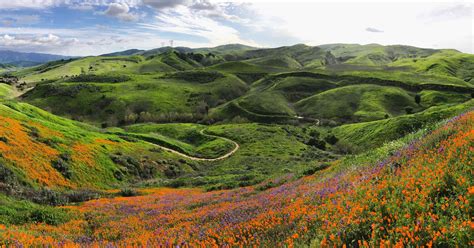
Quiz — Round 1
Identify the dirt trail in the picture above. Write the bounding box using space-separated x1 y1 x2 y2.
142 129 239 161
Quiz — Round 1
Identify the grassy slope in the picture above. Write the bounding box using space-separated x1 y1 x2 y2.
122 123 235 158
0 194 69 226
333 99 474 151
171 123 337 190
2 109 472 247
13 44 474 125
295 84 419 122
0 84 12 98
21 72 248 125
0 100 194 190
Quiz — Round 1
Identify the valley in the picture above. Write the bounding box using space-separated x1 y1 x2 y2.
0 43 473 247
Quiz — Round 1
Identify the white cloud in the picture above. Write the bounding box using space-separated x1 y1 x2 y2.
0 0 143 9
0 0 60 9
190 0 216 11
140 6 257 47
0 33 78 52
366 27 384 33
0 0 471 55
103 3 139 21
247 2 473 53
142 0 190 9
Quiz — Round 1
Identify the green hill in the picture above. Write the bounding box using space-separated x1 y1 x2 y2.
295 84 419 122
1 43 473 245
12 43 473 126
0 84 13 98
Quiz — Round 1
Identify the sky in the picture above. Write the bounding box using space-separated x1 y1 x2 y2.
0 0 472 56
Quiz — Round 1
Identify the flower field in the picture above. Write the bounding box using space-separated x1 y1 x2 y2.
1 110 473 247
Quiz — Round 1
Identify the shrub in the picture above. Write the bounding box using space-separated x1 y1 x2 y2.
324 134 339 145
306 138 326 150
302 163 330 176
51 154 72 179
415 94 421 105
161 71 224 84
64 190 100 203
405 106 414 114
67 74 130 83
333 141 357 154
31 189 67 206
118 188 138 197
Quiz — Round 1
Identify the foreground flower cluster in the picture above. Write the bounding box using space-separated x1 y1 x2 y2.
1 111 473 247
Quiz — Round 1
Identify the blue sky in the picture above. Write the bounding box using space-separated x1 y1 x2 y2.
0 0 472 55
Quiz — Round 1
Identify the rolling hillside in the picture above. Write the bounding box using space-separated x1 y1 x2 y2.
2 106 472 247
0 43 473 246
9 43 472 127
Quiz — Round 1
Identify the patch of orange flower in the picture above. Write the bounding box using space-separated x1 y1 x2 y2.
0 116 72 188
1 111 473 247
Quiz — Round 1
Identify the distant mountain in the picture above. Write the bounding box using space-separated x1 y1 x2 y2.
101 49 145 57
0 50 72 67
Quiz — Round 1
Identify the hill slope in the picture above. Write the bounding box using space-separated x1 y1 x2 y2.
1 108 472 247
13 44 474 125
0 101 197 190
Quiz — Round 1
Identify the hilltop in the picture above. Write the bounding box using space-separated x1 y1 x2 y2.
7 43 472 128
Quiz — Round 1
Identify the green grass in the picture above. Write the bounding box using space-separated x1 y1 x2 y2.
209 61 266 73
21 73 248 126
0 194 71 225
271 77 338 101
122 123 235 158
0 100 196 190
154 123 338 190
295 84 419 122
238 91 296 116
13 44 473 125
419 90 471 106
332 99 474 152
0 84 12 98
3 42 474 232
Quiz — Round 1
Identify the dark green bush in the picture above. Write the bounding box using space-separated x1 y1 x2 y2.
324 134 339 145
67 74 130 83
306 137 326 150
118 188 138 197
302 163 330 176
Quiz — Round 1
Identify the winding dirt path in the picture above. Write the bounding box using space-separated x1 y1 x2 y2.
141 129 239 161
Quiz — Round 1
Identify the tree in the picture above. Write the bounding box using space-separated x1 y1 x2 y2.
124 113 138 124
415 94 421 105
405 106 413 114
